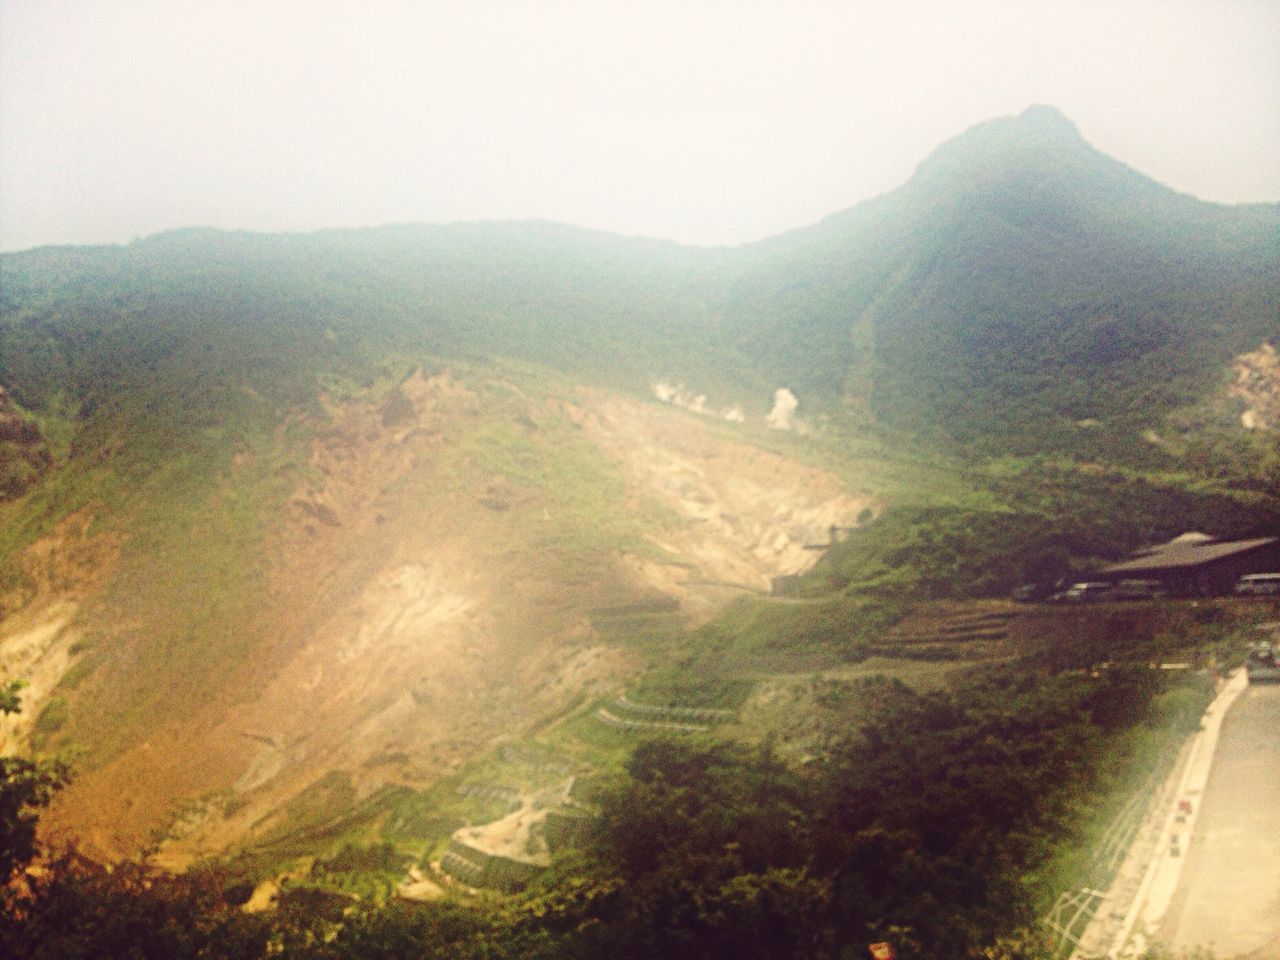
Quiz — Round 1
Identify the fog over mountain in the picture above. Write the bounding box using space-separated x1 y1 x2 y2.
3 1 1278 251
1 105 1277 959
5 106 1276 456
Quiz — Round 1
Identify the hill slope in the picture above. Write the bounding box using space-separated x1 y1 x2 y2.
1 105 1277 862
1 361 876 859
720 105 1280 454
4 106 1276 457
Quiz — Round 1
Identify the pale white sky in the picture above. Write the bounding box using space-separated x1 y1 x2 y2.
1 0 1277 252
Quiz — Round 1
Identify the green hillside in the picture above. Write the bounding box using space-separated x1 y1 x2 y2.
720 106 1280 456
5 106 1276 475
0 222 750 419
2 104 1275 744
2 106 1278 959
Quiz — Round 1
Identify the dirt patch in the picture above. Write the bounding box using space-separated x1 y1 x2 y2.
574 391 877 607
1232 342 1280 430
1 508 122 618
0 509 122 753
0 602 80 753
36 374 880 864
451 780 569 866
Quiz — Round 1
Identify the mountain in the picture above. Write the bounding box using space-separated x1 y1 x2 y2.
1 106 1277 866
5 106 1274 458
719 105 1280 452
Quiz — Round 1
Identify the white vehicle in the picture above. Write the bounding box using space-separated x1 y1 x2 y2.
1235 572 1280 597
1064 581 1113 603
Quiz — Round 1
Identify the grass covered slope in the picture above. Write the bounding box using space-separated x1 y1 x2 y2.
0 222 751 424
4 107 1277 471
719 106 1280 456
0 107 1277 957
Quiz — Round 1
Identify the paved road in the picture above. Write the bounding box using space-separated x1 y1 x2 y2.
1158 682 1280 958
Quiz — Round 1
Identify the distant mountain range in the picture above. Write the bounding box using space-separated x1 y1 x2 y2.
3 105 1277 464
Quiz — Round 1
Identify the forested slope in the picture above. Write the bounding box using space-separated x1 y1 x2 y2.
719 106 1280 454
4 106 1277 469
1 105 1278 959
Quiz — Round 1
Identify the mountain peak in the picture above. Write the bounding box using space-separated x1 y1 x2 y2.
1017 103 1081 138
907 104 1091 189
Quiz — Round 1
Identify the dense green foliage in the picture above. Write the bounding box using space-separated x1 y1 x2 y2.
1 857 282 960
804 461 1279 601
0 682 70 886
0 663 1216 959
529 667 1197 959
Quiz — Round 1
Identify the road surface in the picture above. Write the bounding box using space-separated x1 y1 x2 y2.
1157 681 1280 958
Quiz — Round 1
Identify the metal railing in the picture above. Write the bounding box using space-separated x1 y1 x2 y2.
1043 888 1110 960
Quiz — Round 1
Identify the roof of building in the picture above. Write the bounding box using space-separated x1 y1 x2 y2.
1101 536 1278 575
1129 531 1213 558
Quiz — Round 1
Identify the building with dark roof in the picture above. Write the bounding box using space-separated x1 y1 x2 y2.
1096 534 1280 596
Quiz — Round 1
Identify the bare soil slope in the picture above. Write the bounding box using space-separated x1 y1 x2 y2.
7 371 872 863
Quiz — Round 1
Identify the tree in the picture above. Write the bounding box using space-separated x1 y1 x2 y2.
1 680 71 883
1 854 277 960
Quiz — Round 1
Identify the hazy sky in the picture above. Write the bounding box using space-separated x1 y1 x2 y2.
1 0 1277 252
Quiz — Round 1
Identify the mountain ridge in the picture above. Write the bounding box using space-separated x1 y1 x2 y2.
4 107 1277 460
719 108 1279 449
2 106 1277 862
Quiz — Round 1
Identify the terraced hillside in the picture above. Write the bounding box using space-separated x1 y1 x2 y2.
0 363 874 862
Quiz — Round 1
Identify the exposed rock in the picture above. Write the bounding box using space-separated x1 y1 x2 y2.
441 781 572 890
579 391 879 600
1231 342 1280 431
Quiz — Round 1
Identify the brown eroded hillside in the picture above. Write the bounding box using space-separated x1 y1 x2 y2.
7 367 873 863
1231 341 1280 431
575 389 878 613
